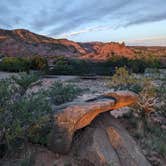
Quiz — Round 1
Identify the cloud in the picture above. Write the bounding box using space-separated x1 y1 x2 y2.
58 26 112 38
126 36 166 46
47 0 132 35
0 0 166 39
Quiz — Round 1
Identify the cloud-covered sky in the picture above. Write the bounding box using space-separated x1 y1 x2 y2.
0 0 166 45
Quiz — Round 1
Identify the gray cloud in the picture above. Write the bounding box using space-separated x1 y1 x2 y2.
0 0 166 37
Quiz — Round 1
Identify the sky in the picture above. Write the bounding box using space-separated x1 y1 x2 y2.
0 0 166 46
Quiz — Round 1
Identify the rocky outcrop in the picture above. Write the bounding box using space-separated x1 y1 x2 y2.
0 91 152 166
80 42 134 60
48 91 137 154
72 112 151 166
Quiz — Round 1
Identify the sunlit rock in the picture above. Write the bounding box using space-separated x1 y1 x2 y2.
48 91 137 154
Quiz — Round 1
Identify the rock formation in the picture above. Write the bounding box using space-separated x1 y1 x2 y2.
79 42 134 60
0 91 152 166
48 91 137 154
70 112 151 166
0 29 134 59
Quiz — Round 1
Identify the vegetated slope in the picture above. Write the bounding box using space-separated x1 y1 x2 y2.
130 46 166 66
0 29 134 59
0 29 86 57
130 46 166 58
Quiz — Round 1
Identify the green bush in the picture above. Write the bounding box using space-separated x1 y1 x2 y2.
0 54 160 75
12 72 40 95
49 55 160 76
0 90 51 150
108 67 143 92
0 74 52 155
0 57 31 72
52 57 74 75
0 56 48 73
49 81 81 105
0 74 82 156
30 55 48 71
50 57 111 75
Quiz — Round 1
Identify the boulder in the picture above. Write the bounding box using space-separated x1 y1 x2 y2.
73 112 151 166
48 91 137 154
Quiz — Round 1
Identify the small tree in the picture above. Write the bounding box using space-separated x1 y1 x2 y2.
31 56 48 71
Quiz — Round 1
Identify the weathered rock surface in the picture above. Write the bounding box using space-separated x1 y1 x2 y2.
72 112 151 166
48 91 137 154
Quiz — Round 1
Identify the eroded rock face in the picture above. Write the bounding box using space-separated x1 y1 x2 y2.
73 112 151 166
48 91 137 154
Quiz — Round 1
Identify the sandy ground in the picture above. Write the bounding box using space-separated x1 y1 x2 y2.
0 71 17 79
0 71 112 101
0 72 127 117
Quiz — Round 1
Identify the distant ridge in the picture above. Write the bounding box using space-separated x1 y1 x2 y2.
0 28 165 60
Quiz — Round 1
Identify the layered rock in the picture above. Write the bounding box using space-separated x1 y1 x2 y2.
80 42 134 60
48 91 137 154
72 112 151 166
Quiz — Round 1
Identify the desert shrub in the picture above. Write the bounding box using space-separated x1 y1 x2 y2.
49 55 160 76
12 72 40 95
143 126 166 157
0 57 31 72
0 73 83 157
108 67 143 92
50 57 115 75
0 78 16 108
0 74 52 156
109 67 133 88
0 90 51 150
51 56 74 75
6 93 50 142
49 81 81 105
109 67 159 135
28 118 52 146
156 79 166 117
132 82 158 136
30 55 48 71
0 56 48 73
132 78 165 159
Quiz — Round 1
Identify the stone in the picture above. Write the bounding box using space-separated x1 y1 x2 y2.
48 91 137 154
72 112 151 166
